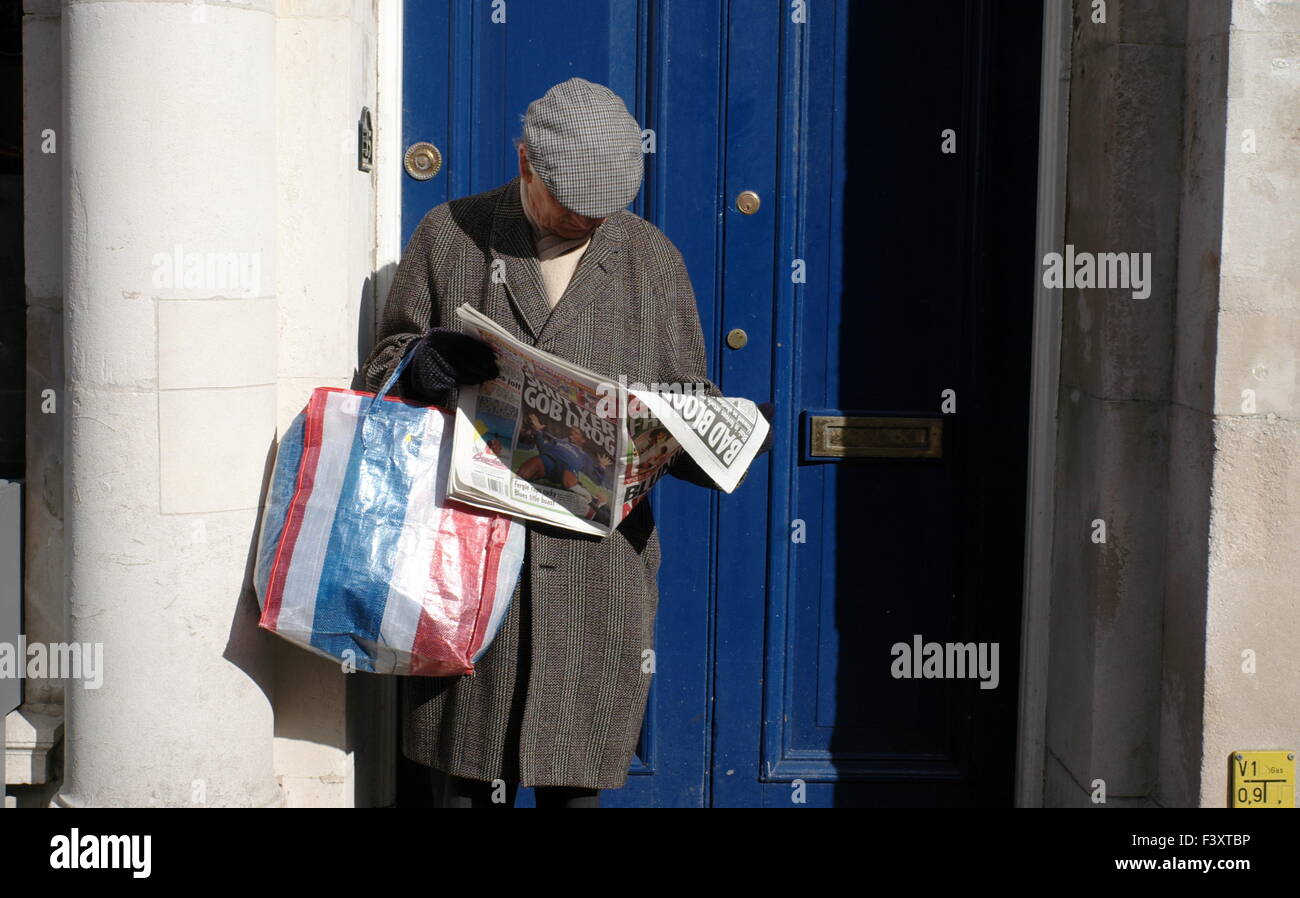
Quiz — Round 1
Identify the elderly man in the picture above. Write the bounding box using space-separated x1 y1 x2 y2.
363 77 768 808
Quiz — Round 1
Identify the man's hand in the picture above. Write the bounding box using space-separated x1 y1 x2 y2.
404 327 499 401
668 399 774 490
755 401 775 456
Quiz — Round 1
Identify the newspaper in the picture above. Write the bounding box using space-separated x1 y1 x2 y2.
446 305 769 536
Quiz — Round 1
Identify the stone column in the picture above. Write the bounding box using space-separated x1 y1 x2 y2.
52 0 282 807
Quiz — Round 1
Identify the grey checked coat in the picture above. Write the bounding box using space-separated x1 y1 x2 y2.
362 175 722 790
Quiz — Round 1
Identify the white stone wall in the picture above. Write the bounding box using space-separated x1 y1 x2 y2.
272 0 379 807
1195 0 1300 807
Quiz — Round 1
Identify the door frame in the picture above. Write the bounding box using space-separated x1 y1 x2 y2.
370 0 1072 809
1014 0 1071 809
375 0 405 347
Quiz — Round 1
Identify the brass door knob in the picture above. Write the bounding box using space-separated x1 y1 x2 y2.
735 190 761 214
404 142 443 180
726 328 749 349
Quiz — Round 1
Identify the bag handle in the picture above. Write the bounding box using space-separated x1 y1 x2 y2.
365 336 421 418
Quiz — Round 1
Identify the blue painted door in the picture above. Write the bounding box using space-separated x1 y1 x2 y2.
398 0 1039 807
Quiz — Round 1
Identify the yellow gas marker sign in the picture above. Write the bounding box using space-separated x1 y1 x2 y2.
1230 750 1295 807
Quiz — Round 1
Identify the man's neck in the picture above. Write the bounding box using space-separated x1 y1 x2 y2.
519 176 548 238
519 176 592 259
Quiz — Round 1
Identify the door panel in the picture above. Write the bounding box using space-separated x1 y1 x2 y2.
399 0 1039 807
400 0 720 808
728 0 1040 807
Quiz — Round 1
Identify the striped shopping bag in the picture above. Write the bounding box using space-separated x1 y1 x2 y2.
253 346 524 676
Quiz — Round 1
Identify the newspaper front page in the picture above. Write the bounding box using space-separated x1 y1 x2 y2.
446 305 769 536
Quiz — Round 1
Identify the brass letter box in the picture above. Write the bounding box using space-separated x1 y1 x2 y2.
806 414 943 459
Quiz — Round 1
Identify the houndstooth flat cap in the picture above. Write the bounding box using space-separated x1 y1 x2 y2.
522 77 643 219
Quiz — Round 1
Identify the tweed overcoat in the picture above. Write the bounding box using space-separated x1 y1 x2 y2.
362 175 722 790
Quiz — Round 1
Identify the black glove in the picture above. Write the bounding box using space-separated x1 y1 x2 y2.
403 327 499 401
755 401 775 455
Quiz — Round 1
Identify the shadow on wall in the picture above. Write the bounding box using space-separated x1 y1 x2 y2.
226 265 400 808
0 1 24 482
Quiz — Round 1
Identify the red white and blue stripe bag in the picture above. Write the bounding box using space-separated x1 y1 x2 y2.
253 344 524 676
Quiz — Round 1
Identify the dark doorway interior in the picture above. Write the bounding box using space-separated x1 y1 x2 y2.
0 3 23 483
826 0 1042 805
